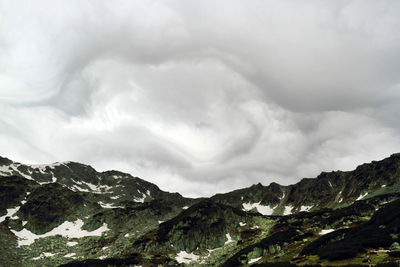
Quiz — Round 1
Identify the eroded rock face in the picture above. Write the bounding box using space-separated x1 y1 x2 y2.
301 199 400 261
18 183 85 234
0 223 20 266
133 200 250 253
211 182 286 210
0 176 38 215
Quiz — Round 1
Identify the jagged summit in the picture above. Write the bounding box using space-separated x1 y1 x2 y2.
0 156 187 204
211 153 400 216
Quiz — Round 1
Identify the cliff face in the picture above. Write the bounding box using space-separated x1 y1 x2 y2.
1 154 400 266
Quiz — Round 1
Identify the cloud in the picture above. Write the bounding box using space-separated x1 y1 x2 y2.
1 0 400 197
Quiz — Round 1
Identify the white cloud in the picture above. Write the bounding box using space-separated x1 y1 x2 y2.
1 0 400 197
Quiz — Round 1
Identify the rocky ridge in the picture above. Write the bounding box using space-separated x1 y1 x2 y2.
0 154 400 266
212 153 400 216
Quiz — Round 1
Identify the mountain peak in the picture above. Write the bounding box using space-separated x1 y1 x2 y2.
0 156 13 166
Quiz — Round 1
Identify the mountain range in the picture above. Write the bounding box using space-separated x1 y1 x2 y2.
1 153 400 266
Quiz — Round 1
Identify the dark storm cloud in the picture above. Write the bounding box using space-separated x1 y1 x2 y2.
1 0 400 196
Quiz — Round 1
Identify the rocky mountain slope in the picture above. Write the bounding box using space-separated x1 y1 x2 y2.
212 153 400 215
1 154 400 266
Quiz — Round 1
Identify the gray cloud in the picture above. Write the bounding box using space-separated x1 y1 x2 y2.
1 0 400 197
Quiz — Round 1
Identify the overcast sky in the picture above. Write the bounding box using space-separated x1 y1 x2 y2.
1 0 400 197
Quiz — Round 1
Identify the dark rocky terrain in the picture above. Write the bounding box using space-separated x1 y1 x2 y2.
1 154 400 266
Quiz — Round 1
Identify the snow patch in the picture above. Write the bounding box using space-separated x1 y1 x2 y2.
336 190 344 202
134 192 147 203
9 164 34 180
82 181 100 191
249 256 262 264
320 229 335 235
182 206 189 210
64 253 76 258
239 222 246 226
356 192 368 201
66 241 78 246
283 206 292 215
99 184 113 191
0 165 12 174
300 205 312 212
71 184 89 192
33 252 55 259
11 219 109 246
242 202 274 215
99 202 122 209
158 220 164 224
28 162 67 170
71 181 113 193
175 251 199 264
0 206 20 223
225 233 233 244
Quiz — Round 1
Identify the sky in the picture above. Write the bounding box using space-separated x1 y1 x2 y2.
1 0 400 197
